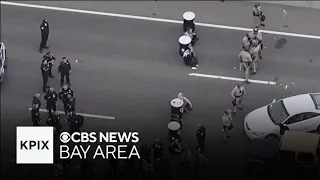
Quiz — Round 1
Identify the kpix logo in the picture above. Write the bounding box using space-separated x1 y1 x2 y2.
16 126 54 164
20 140 49 150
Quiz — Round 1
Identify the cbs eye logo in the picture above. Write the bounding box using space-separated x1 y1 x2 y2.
59 132 71 143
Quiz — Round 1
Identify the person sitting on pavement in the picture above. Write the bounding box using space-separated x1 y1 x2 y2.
169 137 182 154
178 93 193 113
184 28 199 45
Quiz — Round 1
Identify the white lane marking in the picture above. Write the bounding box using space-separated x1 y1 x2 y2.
189 73 277 85
2 1 320 40
28 108 116 120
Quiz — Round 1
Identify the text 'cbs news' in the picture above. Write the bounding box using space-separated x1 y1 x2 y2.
16 127 140 164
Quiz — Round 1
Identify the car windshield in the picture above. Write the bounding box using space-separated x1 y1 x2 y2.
267 100 289 125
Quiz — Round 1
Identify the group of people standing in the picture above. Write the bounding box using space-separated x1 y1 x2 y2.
41 52 72 93
221 4 265 141
239 3 265 83
31 82 83 134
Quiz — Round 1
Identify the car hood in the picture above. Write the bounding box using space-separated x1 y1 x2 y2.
245 106 279 134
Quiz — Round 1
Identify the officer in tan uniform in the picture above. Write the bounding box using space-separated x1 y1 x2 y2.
238 47 252 84
231 84 246 114
250 41 261 75
248 27 263 59
253 3 265 28
242 34 251 50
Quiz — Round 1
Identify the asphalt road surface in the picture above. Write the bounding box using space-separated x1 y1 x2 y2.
17 1 320 36
1 3 320 180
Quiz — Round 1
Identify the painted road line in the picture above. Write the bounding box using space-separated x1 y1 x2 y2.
2 1 320 40
189 73 277 85
28 108 116 120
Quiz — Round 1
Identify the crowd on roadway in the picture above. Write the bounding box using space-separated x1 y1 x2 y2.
28 3 268 180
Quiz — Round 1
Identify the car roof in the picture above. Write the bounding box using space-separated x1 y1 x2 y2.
280 131 320 154
282 94 320 115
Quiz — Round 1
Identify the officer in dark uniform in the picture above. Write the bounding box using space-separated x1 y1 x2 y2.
58 57 71 87
140 145 151 164
31 94 41 126
65 94 76 115
69 113 84 134
43 52 56 77
44 87 58 115
39 19 49 53
41 59 50 93
152 139 164 164
31 104 40 126
32 93 41 108
47 111 62 135
196 124 206 154
59 85 73 114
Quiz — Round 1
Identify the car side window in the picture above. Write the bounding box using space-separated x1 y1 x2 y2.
286 113 306 124
303 112 320 119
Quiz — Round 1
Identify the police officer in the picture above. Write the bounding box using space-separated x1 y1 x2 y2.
152 139 164 164
65 94 76 115
250 42 261 75
238 47 252 84
253 3 265 27
231 84 246 114
248 27 263 59
242 33 251 50
47 111 62 134
58 57 71 87
69 112 84 134
196 124 206 154
31 104 40 126
59 85 73 114
222 110 233 141
39 19 49 53
41 59 50 92
43 52 56 77
44 87 58 115
140 145 151 164
32 93 41 108
31 94 41 126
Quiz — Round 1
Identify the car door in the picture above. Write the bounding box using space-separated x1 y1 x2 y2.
283 112 320 132
302 112 320 131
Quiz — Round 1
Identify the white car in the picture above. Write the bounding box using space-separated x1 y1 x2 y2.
0 42 8 83
244 93 320 139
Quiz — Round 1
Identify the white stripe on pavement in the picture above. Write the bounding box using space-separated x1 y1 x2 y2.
28 108 116 120
2 1 320 40
189 73 277 85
